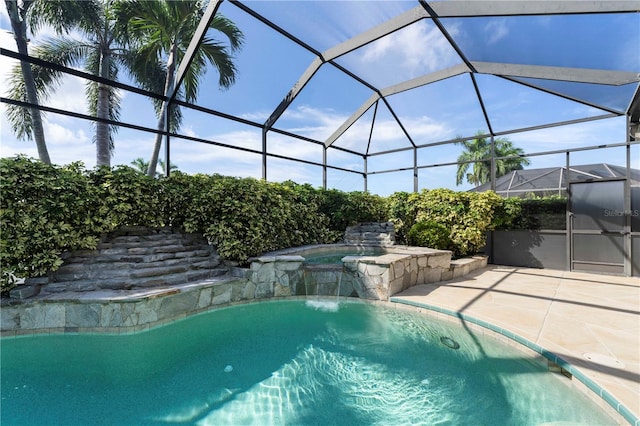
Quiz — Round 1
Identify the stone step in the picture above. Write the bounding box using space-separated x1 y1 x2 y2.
30 228 225 295
130 268 228 288
98 239 182 250
191 259 222 269
53 255 221 282
43 278 130 293
128 273 192 289
61 250 218 267
52 267 131 283
95 244 204 256
42 267 229 293
130 264 190 279
107 234 184 243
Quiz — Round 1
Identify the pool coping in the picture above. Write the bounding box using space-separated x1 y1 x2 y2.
388 297 638 426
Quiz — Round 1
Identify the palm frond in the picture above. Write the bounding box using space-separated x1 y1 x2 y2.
5 36 89 140
5 65 38 140
27 0 103 35
196 37 238 90
209 15 245 52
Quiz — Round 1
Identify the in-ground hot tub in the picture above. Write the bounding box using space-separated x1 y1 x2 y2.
246 244 453 301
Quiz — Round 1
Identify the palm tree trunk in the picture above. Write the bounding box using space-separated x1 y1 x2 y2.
147 42 177 177
6 0 51 165
95 49 112 167
147 103 167 177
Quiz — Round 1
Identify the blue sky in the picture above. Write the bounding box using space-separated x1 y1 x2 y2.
1 1 638 195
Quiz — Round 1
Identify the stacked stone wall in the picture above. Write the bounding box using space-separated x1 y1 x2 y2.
13 227 226 299
2 239 488 335
1 277 259 335
344 222 395 246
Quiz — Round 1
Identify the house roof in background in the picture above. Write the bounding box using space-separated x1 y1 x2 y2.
471 163 640 196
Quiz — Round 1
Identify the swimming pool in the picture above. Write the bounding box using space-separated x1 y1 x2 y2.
1 300 615 425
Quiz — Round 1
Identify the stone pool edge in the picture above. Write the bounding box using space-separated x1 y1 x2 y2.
388 297 637 426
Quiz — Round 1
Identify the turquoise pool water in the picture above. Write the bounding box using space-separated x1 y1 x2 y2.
1 300 614 425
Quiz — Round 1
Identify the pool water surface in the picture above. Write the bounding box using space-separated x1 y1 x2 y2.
0 300 614 425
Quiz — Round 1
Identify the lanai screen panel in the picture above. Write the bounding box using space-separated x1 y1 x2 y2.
242 1 417 51
1 1 639 193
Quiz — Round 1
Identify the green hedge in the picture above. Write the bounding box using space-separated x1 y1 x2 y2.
0 157 106 286
179 175 333 263
0 157 387 293
492 196 567 230
387 189 503 257
387 191 568 256
1 156 567 294
407 221 451 250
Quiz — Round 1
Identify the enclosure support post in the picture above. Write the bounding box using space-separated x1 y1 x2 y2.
566 151 572 272
323 146 327 190
624 116 632 276
414 147 418 192
364 156 368 192
262 127 267 181
490 134 496 191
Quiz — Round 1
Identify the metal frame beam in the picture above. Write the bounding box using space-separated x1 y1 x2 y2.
366 140 639 176
323 6 428 61
265 57 324 130
472 61 640 86
325 64 470 148
325 93 379 148
170 0 223 102
427 1 640 17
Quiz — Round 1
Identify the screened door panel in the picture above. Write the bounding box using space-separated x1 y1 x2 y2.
570 180 626 275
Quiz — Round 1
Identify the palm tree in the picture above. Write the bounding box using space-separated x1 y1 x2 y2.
6 0 165 168
118 0 243 177
456 132 530 186
4 0 95 164
131 157 177 177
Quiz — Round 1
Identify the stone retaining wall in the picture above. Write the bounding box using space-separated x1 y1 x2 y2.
1 254 488 336
2 277 254 336
11 227 226 300
344 222 395 246
2 220 488 335
244 245 488 302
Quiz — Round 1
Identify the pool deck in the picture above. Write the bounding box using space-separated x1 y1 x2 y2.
392 265 640 425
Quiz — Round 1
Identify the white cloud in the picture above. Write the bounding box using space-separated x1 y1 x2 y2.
358 21 460 79
0 139 37 158
0 29 18 96
2 119 96 167
203 129 262 151
46 121 90 146
239 110 270 122
509 116 626 153
278 105 348 141
331 113 449 153
45 77 89 115
484 19 509 44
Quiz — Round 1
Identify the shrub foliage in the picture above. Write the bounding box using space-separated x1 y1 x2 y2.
1 157 106 285
387 189 503 257
1 156 565 294
0 157 386 292
407 221 451 250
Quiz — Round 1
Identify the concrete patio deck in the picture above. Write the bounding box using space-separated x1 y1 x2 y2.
392 265 640 425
